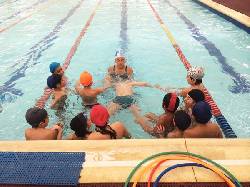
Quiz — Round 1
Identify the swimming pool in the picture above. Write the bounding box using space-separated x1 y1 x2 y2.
0 0 249 139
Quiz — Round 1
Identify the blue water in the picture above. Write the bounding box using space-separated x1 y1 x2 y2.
0 0 249 139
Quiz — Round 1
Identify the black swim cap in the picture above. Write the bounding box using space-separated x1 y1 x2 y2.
188 89 205 103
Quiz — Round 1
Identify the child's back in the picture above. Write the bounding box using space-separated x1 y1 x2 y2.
25 128 57 140
25 107 63 140
88 122 130 140
75 71 107 106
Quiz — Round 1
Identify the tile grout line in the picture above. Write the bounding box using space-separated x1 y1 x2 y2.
185 138 198 182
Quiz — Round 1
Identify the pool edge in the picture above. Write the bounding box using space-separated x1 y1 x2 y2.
193 0 250 33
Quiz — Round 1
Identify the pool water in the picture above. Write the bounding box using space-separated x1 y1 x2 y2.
0 0 249 139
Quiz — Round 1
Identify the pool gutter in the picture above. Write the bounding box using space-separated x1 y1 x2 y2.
194 0 250 33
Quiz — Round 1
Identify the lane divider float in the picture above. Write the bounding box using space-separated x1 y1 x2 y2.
35 0 102 108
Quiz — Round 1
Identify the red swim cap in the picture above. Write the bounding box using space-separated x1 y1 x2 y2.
90 105 110 127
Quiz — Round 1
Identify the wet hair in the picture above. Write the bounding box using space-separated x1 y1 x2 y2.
162 93 180 113
25 107 48 128
174 110 191 131
95 125 117 139
70 113 91 138
190 77 202 85
192 101 212 124
188 89 205 103
47 74 62 89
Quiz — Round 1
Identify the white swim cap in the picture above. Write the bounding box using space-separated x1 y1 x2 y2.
187 66 204 80
115 49 124 59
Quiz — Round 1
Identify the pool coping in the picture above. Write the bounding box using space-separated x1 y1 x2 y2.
0 139 249 185
194 0 250 33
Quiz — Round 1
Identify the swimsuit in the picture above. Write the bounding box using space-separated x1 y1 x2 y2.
113 95 135 108
110 65 129 81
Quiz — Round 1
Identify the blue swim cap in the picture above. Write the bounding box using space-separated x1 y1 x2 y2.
49 62 60 73
47 75 62 89
192 101 212 124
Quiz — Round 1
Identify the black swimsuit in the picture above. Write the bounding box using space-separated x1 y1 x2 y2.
113 96 135 108
110 65 129 81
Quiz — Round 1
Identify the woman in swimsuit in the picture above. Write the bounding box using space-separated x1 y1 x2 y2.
106 50 133 84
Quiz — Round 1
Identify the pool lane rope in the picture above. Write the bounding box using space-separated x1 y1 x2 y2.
35 0 102 108
124 151 241 187
0 0 48 25
146 0 236 138
0 0 51 33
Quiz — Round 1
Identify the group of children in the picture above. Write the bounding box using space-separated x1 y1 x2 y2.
24 51 223 140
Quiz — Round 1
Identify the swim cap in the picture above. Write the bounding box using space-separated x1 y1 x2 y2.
192 101 212 124
187 66 204 80
49 62 60 73
115 49 125 59
188 89 205 103
163 93 180 113
80 71 93 86
25 107 48 127
47 74 62 89
90 104 109 127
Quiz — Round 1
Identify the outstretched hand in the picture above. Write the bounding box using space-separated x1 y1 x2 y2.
144 112 158 122
154 84 161 89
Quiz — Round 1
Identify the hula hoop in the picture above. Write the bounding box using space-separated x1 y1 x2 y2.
124 152 241 187
132 155 234 187
153 163 204 187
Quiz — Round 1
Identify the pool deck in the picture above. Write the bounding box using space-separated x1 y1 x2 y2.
0 139 250 186
196 0 250 28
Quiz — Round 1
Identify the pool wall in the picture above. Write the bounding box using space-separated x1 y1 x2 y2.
0 139 249 186
194 0 250 33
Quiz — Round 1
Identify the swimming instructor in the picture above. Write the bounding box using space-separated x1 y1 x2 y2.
106 50 133 83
